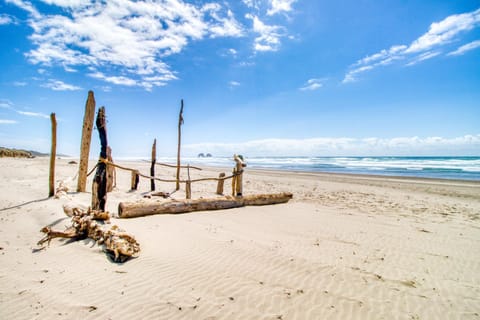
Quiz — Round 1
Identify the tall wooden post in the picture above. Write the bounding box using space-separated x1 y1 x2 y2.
77 91 96 192
48 113 57 197
150 139 156 191
185 165 191 199
92 107 108 211
176 99 184 191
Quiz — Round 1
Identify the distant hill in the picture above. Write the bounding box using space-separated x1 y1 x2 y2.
0 147 63 158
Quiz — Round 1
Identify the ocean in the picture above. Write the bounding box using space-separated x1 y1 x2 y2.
166 156 480 181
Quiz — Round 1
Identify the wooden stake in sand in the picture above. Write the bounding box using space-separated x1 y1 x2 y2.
77 91 96 192
233 154 246 197
92 107 108 211
118 192 293 218
48 113 57 197
150 139 156 191
176 99 184 191
216 172 226 195
106 146 115 192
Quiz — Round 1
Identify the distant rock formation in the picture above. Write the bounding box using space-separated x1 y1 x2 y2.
198 153 213 158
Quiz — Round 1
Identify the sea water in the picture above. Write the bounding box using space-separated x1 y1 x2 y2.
167 156 480 181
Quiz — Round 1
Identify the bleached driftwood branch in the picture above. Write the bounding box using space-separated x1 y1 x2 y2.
38 206 140 262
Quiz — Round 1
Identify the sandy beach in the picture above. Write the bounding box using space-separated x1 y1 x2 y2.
1 156 479 320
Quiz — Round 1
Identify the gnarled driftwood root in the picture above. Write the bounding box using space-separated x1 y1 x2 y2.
38 206 140 262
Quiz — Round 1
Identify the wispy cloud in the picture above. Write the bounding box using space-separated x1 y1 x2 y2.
8 0 245 91
229 81 241 88
300 78 324 91
405 51 441 66
184 134 480 157
246 14 283 52
0 119 17 124
13 81 27 87
0 99 49 120
0 13 19 25
343 8 480 83
16 110 50 119
448 39 480 56
41 79 82 91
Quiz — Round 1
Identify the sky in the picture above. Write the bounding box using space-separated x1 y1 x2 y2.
0 0 479 158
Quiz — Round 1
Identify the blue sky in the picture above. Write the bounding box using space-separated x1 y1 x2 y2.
0 0 479 157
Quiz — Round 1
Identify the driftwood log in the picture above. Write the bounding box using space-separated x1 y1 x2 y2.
38 206 140 262
118 192 293 218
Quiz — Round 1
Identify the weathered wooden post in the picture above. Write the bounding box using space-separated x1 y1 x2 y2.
131 171 139 190
91 107 108 211
231 168 236 197
176 99 184 191
106 146 115 192
216 172 226 195
48 113 57 197
185 165 191 199
234 154 246 197
150 139 156 191
77 91 96 192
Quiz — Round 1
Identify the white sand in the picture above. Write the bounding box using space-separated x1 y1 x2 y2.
1 157 479 319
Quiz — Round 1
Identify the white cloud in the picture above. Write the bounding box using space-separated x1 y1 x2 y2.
246 14 283 52
448 39 480 56
184 135 480 157
300 78 324 91
344 8 480 83
16 110 50 119
229 81 241 88
0 99 14 109
89 71 138 87
41 79 82 91
0 119 17 124
0 13 18 25
5 0 40 18
10 0 244 90
406 51 441 66
13 81 27 86
267 0 297 16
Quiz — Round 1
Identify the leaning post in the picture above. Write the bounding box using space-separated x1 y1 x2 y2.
48 113 57 197
77 91 96 192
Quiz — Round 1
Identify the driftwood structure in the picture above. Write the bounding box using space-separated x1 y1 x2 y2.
49 113 57 197
118 192 293 218
38 206 140 262
92 107 108 211
77 91 96 192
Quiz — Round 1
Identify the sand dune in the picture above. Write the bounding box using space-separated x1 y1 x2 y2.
1 157 479 319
